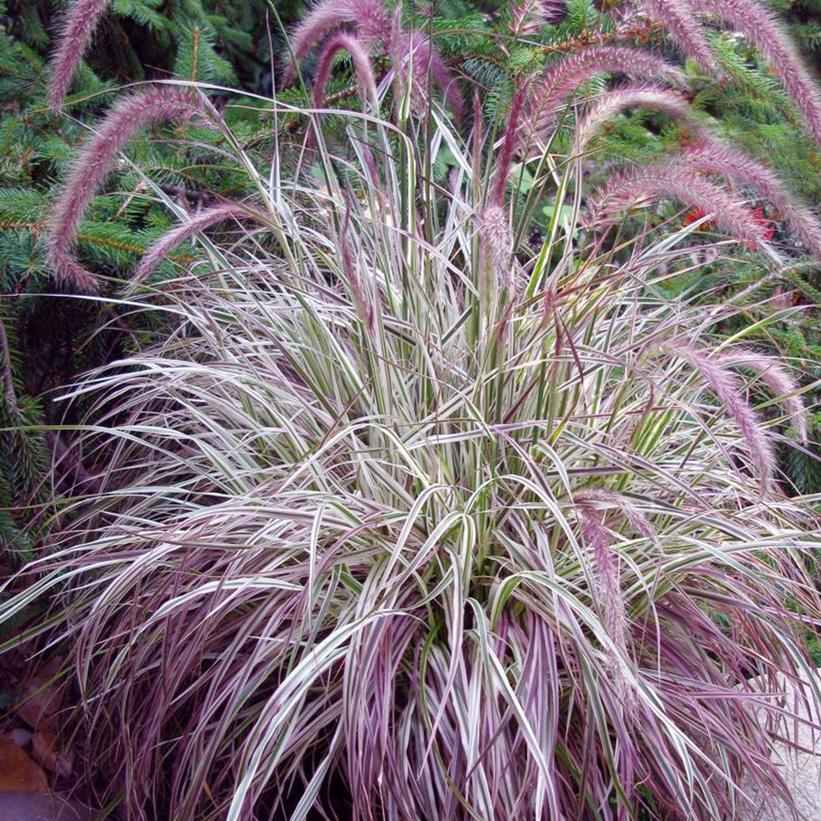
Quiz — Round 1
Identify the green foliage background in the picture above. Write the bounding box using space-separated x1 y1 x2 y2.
0 0 818 559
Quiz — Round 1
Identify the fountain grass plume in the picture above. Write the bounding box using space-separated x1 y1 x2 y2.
509 1 567 34
680 141 821 259
284 0 390 85
689 0 821 147
287 0 464 119
666 341 777 492
130 202 268 291
480 203 516 297
589 162 771 250
394 29 466 121
48 86 212 292
638 0 717 70
717 348 809 444
530 46 685 137
574 83 707 155
48 0 111 113
312 32 378 110
490 85 528 207
576 502 635 714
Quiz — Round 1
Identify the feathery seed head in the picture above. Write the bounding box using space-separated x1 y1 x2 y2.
680 141 821 259
509 0 566 35
665 341 777 492
394 29 466 122
689 0 821 147
717 348 809 444
491 86 529 207
589 161 772 250
312 32 378 110
530 46 685 138
130 202 264 291
574 84 706 155
48 0 111 113
481 204 516 296
48 86 213 292
638 0 717 70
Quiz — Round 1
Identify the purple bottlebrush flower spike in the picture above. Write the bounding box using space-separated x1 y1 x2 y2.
717 348 808 444
48 0 111 113
689 0 821 147
637 0 717 70
530 46 685 137
576 503 636 713
490 86 529 207
574 83 706 154
577 489 660 547
394 29 466 122
48 86 212 292
284 0 390 84
509 0 566 35
666 341 777 492
129 202 267 290
480 204 516 298
679 142 821 259
312 32 378 109
589 161 771 249
286 0 464 120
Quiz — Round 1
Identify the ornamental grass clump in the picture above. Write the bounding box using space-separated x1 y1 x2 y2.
8 96 820 821
3 1 819 819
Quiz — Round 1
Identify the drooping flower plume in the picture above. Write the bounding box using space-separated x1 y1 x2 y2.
508 0 566 35
48 0 111 113
689 0 821 147
312 32 378 110
665 341 777 492
530 46 685 137
284 0 391 85
574 84 706 154
286 0 464 119
589 161 771 250
680 142 821 259
717 348 808 444
638 0 717 70
48 86 212 291
130 202 267 290
393 29 466 121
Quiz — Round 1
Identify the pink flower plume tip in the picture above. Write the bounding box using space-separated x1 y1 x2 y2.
666 341 778 492
48 86 214 292
530 46 685 138
681 141 821 260
312 32 378 110
574 84 706 155
638 0 717 71
48 0 112 114
689 0 821 148
129 202 267 291
589 160 772 250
